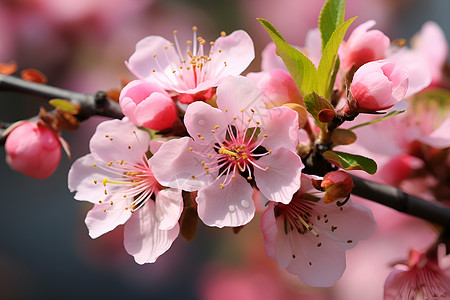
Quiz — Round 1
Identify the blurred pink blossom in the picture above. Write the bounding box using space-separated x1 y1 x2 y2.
384 246 450 299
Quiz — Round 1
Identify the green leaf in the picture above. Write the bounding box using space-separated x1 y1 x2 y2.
304 91 334 130
323 150 377 174
317 17 356 98
49 98 80 114
318 0 346 51
348 110 404 131
258 18 317 95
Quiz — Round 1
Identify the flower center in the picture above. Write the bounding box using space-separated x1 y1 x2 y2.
92 132 160 213
189 110 272 189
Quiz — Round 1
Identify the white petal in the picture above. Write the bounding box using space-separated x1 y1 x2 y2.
155 188 183 230
85 199 132 239
196 174 255 228
124 200 179 264
254 147 303 204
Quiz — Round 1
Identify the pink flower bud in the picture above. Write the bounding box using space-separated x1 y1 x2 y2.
119 80 177 130
342 20 390 70
5 122 61 179
321 171 353 203
350 60 409 111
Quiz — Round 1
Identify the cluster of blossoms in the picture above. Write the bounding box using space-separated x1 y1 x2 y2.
3 0 450 296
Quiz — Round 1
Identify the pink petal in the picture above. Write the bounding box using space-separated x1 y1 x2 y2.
261 42 287 72
207 30 255 79
124 200 179 264
260 202 279 260
259 106 299 151
254 147 303 204
150 137 218 191
388 49 431 98
315 201 377 250
155 188 183 230
126 35 177 84
184 101 228 145
286 231 346 287
418 118 450 148
134 91 177 130
68 154 121 203
196 174 255 228
89 119 150 164
85 200 132 239
216 76 267 129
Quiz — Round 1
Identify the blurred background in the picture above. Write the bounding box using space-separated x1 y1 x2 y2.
0 0 449 299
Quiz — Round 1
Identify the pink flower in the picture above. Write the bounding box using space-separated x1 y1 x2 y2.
68 119 182 264
384 246 450 299
150 75 303 228
5 121 61 179
350 60 409 111
119 79 178 130
261 174 376 287
126 27 254 103
341 20 390 70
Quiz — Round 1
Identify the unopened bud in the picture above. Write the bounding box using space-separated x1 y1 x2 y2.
5 122 61 179
350 60 409 111
321 171 353 203
120 80 178 130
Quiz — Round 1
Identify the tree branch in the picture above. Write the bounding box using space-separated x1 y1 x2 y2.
0 74 123 144
351 174 450 228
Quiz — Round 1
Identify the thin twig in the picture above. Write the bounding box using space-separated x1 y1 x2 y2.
0 74 123 144
351 174 450 228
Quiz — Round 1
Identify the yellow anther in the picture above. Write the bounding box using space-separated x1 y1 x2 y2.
189 147 193 151
128 146 131 149
214 125 220 129
173 70 176 73
251 109 255 113
208 154 213 158
104 190 107 195
192 26 198 31
219 49 222 53
211 130 216 133
201 161 205 165
241 109 245 113
210 41 215 45
173 30 178 34
99 200 102 203
220 184 225 189
248 118 251 122
224 61 227 66
105 135 109 138
268 150 272 154
93 163 97 167
191 175 196 179
104 209 107 212
220 31 226 36
247 176 253 180
152 69 156 72
123 195 127 198
94 180 98 184
187 40 192 44
233 117 237 120
263 134 268 138
153 54 156 58
265 167 269 171
231 175 235 178
164 46 168 50
256 121 260 125
110 201 114 205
